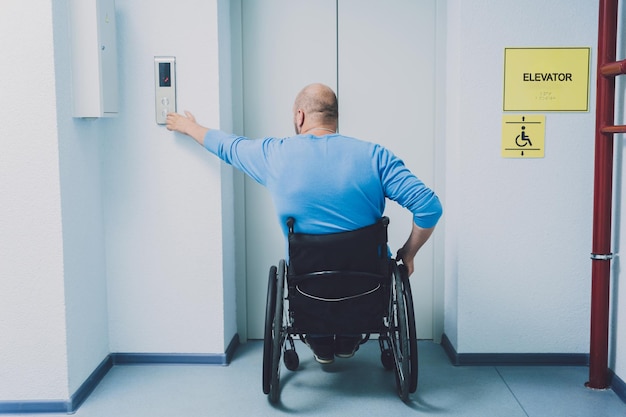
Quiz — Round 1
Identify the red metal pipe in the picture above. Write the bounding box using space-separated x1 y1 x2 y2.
601 125 626 134
587 0 618 390
600 59 626 76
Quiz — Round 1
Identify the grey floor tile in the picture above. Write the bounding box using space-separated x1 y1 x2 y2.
412 343 527 417
497 366 626 417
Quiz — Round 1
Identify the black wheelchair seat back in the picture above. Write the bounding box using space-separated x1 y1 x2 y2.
286 217 391 334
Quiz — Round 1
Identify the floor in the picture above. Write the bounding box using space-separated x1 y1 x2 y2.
11 341 626 417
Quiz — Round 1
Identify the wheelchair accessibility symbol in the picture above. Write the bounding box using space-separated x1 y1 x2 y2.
502 115 545 158
516 126 532 147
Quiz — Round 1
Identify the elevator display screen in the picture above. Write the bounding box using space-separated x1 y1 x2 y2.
159 63 171 87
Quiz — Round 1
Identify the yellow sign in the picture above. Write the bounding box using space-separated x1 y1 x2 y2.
503 48 590 112
502 115 545 158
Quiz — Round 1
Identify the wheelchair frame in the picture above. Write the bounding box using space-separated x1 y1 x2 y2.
261 217 418 403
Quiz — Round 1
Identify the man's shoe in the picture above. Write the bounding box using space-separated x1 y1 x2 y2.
305 335 335 364
335 335 362 358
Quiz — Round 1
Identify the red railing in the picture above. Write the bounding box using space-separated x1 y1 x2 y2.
587 0 621 390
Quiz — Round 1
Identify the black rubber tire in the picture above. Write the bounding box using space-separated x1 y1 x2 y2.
269 260 286 403
284 349 300 371
399 265 419 393
381 349 394 370
390 263 410 401
262 265 277 395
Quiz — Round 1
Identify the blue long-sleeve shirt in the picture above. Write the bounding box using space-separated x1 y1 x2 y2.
203 130 442 236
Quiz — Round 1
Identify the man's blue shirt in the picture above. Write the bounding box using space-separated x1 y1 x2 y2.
204 130 442 236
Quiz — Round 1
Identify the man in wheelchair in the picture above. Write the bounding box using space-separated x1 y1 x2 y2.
166 83 442 365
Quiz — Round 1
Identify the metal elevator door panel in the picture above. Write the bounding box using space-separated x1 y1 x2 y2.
241 0 337 340
337 0 437 340
240 0 438 340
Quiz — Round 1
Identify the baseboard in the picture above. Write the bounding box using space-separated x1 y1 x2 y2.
70 354 114 411
0 334 240 415
610 369 626 404
440 333 625 405
112 334 240 366
225 332 240 363
440 333 589 366
0 355 113 415
0 400 72 415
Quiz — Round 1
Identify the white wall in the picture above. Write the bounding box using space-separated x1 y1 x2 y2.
217 0 240 349
0 0 129 401
444 0 598 354
52 0 111 395
0 0 70 400
1 0 237 403
615 167 625 380
104 0 236 354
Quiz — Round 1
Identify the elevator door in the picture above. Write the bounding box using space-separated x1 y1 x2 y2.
241 0 438 340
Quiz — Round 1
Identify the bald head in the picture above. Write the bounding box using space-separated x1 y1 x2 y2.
293 83 338 127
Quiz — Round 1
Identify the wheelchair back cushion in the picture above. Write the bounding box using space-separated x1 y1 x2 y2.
287 218 391 334
288 217 389 276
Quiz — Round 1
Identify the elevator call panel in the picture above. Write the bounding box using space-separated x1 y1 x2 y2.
154 56 176 124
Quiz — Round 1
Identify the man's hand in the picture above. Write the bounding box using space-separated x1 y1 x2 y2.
396 247 415 276
166 111 196 134
166 111 209 146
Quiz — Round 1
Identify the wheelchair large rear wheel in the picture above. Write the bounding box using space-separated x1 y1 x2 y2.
389 263 416 401
400 265 418 394
268 260 286 403
262 265 277 395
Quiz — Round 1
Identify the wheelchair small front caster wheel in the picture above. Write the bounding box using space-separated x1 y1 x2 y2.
381 349 394 370
284 349 300 371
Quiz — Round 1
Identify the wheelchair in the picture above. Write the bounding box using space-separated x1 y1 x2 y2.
262 217 418 403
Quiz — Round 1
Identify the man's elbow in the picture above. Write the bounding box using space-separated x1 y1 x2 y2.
414 196 442 228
